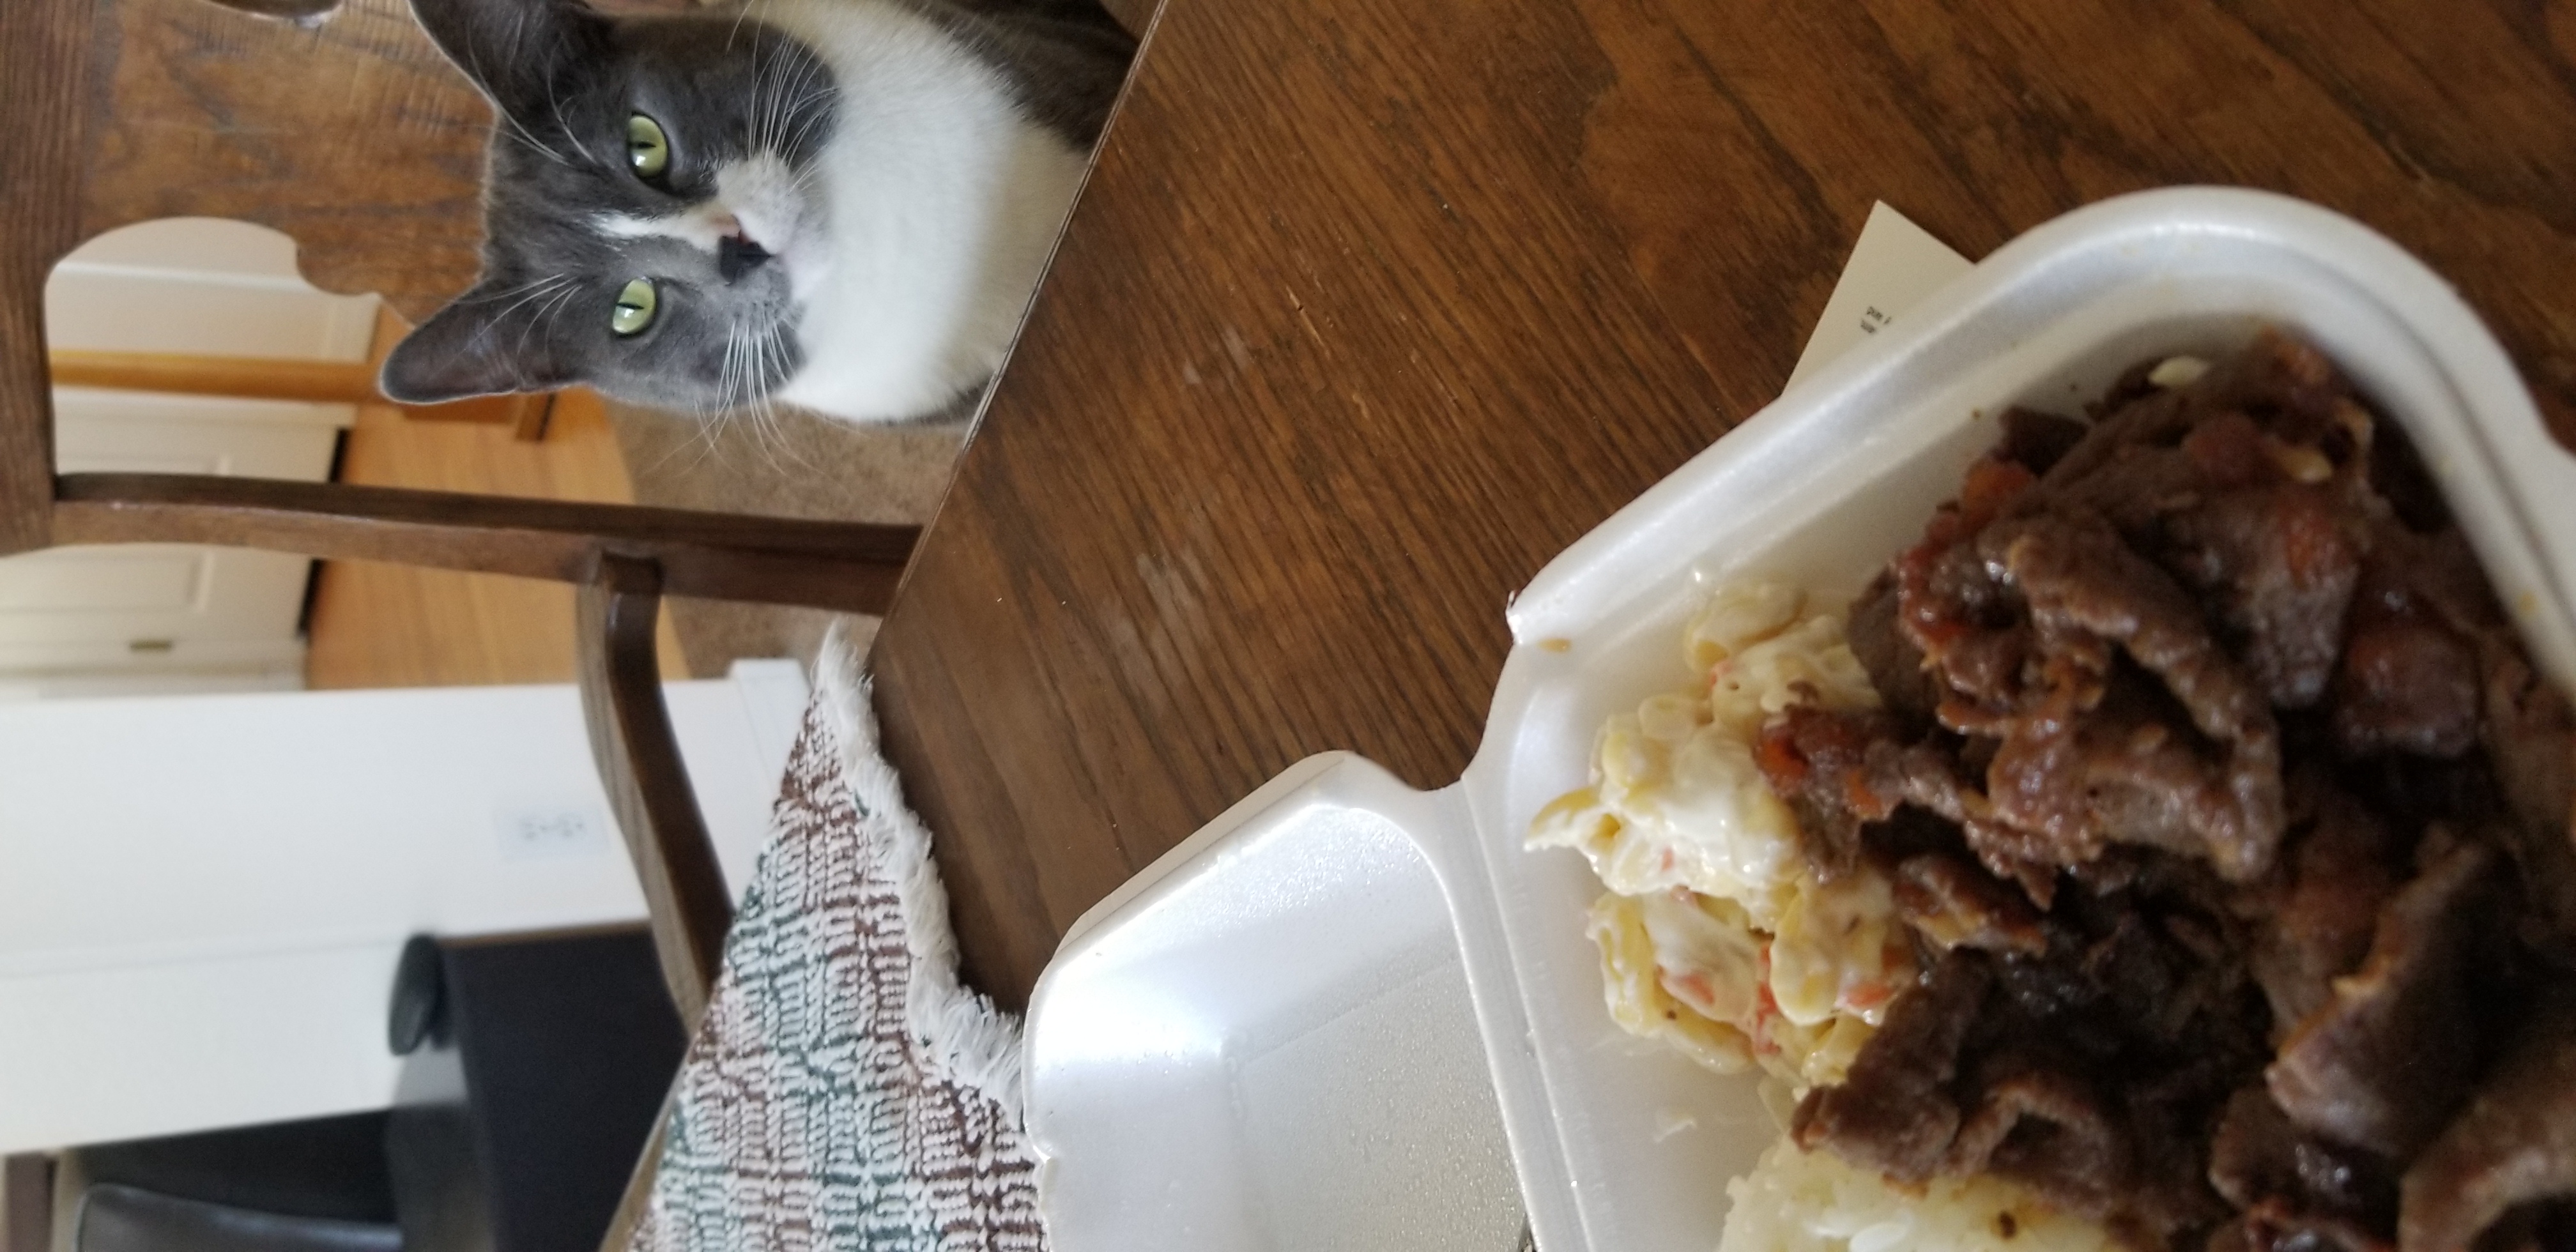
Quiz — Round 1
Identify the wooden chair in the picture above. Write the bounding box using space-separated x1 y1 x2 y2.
1 0 912 1038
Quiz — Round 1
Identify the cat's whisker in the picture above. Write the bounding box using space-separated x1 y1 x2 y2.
512 279 579 342
545 282 584 328
637 432 693 479
776 82 834 119
493 274 573 305
731 344 755 441
675 332 746 477
778 120 829 162
776 79 818 158
757 346 801 474
749 57 778 154
484 274 568 300
637 374 725 478
724 0 772 57
776 89 837 157
757 21 831 158
549 86 608 173
739 324 783 472
722 326 770 466
765 54 831 156
747 409 787 477
753 35 783 137
487 91 574 169
751 33 804 155
757 325 816 473
717 325 742 415
736 327 792 475
675 407 730 478
480 276 576 339
490 282 577 355
782 147 829 192
522 282 585 357
447 27 571 166
465 273 573 307
691 346 737 460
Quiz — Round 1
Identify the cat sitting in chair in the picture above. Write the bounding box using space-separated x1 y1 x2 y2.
379 0 1133 424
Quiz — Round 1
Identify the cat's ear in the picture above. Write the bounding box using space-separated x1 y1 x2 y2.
408 0 610 123
379 286 578 404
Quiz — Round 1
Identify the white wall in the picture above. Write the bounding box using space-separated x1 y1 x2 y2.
0 662 808 1154
45 216 378 361
2 217 379 694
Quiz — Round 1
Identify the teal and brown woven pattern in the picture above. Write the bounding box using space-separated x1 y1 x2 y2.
632 650 1041 1252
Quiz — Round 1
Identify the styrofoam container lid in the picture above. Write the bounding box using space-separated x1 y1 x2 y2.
1029 187 2576 1252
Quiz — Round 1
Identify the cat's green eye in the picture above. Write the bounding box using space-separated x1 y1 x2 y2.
611 279 658 337
625 113 670 180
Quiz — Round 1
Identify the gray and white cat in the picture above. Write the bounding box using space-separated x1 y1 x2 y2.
382 0 1133 423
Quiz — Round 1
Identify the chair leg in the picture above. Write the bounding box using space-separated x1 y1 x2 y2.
576 554 732 1028
2 1154 51 1252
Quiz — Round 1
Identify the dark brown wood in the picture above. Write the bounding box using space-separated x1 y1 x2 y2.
577 554 730 1027
209 0 340 17
1 1154 51 1252
868 0 2576 1009
510 392 558 442
0 0 93 556
6 0 489 555
80 0 490 323
53 473 919 614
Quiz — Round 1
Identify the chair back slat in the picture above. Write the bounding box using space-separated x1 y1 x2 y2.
82 0 491 323
8 0 500 556
54 473 919 613
0 0 93 554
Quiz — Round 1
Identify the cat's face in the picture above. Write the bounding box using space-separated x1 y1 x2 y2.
383 0 839 414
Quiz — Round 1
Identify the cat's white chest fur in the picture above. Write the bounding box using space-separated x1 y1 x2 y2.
746 0 1089 423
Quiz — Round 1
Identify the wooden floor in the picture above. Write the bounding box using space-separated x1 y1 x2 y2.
304 385 687 689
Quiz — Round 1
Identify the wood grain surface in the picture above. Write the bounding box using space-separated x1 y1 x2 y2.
0 0 95 555
579 553 731 1028
870 0 2576 1007
79 0 492 324
54 472 919 612
3 0 489 558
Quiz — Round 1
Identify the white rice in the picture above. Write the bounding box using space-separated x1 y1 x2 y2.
1717 1138 2119 1252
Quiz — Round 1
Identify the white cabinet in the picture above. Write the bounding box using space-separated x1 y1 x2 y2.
0 661 809 1153
0 217 378 698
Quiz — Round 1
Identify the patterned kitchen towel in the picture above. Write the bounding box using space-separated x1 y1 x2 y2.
631 625 1042 1252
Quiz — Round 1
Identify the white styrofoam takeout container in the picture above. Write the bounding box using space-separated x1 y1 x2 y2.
1023 187 2576 1252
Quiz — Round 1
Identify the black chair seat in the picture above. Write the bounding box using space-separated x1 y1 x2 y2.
75 1184 403 1252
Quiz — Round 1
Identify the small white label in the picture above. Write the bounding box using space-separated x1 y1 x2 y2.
494 805 612 860
1785 201 1975 392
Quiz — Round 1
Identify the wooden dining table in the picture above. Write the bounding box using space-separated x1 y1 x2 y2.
867 0 2576 1011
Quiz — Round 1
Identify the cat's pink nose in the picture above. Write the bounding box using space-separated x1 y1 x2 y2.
707 212 743 240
